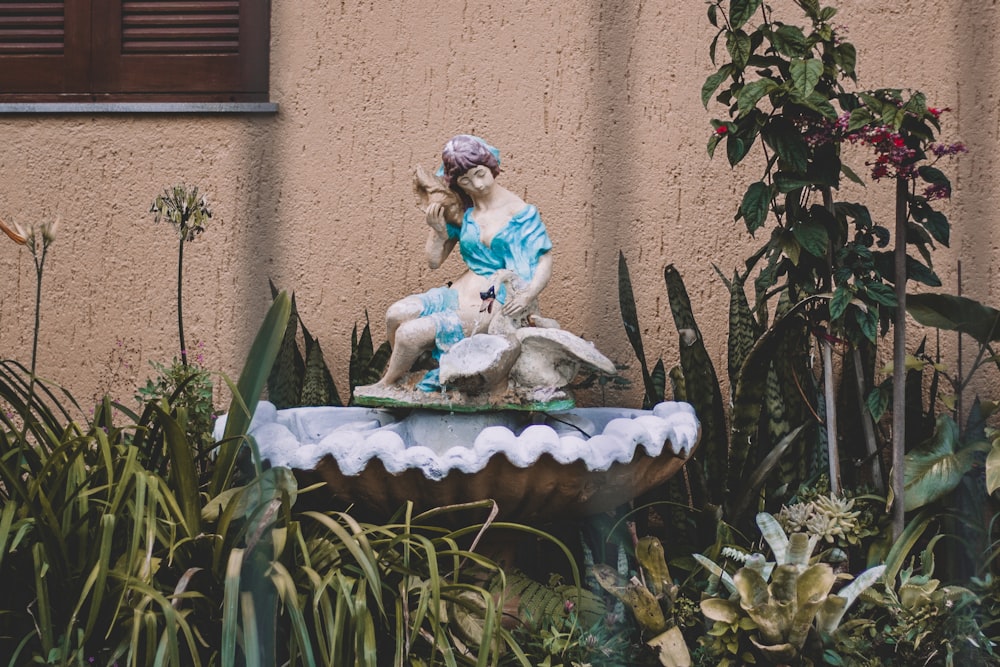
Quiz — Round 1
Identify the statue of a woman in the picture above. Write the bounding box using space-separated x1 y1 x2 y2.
376 134 554 391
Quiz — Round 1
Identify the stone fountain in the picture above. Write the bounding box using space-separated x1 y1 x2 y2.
221 135 699 523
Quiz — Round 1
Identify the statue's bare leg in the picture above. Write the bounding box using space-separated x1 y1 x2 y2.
386 296 425 348
378 316 438 386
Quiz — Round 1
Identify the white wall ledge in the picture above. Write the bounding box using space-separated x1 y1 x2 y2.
0 102 279 114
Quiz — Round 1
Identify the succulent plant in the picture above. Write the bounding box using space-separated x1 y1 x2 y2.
695 513 885 664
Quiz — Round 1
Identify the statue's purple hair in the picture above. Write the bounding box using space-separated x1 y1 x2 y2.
439 135 501 197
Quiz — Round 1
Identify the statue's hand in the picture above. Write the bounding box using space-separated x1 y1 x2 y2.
501 293 532 318
425 202 448 237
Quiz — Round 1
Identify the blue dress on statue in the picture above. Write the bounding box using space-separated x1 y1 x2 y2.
415 204 552 391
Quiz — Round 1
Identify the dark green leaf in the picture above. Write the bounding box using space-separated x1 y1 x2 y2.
709 29 722 64
917 210 949 247
774 172 813 193
830 285 851 320
792 219 829 258
267 290 305 409
853 306 878 343
739 181 772 233
619 252 658 404
798 0 820 19
727 30 753 69
665 265 728 505
762 116 808 173
847 107 874 132
772 24 810 57
702 66 733 108
729 0 762 29
864 282 898 307
834 43 857 80
708 3 719 27
866 382 890 421
918 166 949 186
840 162 866 186
727 134 752 166
820 6 838 21
906 255 942 287
788 58 823 100
907 293 1000 344
737 78 779 115
708 131 722 158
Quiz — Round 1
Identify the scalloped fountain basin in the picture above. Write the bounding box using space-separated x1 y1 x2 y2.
218 401 699 522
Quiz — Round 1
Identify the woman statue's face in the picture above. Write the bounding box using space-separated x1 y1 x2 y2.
455 165 495 197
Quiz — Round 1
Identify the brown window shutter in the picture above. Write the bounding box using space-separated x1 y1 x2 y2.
91 0 269 102
0 1 91 95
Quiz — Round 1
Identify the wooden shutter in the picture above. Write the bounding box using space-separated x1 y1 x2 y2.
0 0 91 96
0 0 268 102
91 0 269 102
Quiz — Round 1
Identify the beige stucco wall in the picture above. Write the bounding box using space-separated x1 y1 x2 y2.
0 0 997 410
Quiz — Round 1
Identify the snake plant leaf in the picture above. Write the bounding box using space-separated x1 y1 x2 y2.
619 252 662 407
665 265 728 501
300 320 343 407
902 413 991 511
728 297 823 513
266 287 305 409
907 292 1000 345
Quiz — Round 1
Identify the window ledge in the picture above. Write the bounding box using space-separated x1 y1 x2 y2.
0 102 278 114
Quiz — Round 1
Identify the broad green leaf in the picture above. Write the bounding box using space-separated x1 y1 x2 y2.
987 439 1000 495
702 66 732 108
917 210 949 247
762 116 808 173
729 0 762 29
907 293 1000 345
792 219 829 258
727 134 752 166
798 0 820 19
738 78 779 116
772 24 810 57
727 30 752 69
789 58 823 98
708 3 719 27
834 43 857 80
863 282 897 307
918 165 949 187
774 172 812 193
820 6 838 21
905 255 942 287
847 107 874 132
830 285 851 320
903 414 989 510
739 181 772 233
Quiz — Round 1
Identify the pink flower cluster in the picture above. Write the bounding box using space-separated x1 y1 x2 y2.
797 106 964 183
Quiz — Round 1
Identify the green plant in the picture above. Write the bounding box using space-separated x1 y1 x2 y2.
835 517 997 667
150 185 213 367
134 346 215 476
266 280 390 408
1 215 57 402
695 513 885 665
702 0 965 538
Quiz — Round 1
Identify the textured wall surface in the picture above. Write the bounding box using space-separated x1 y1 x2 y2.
0 0 995 408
